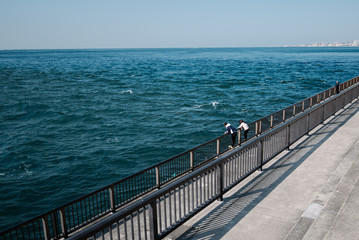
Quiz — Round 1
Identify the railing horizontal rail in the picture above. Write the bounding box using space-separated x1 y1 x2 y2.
66 80 359 240
1 75 358 240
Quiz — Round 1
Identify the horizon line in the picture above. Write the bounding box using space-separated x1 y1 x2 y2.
2 46 359 51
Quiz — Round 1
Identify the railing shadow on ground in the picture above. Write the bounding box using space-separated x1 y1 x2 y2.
177 100 359 240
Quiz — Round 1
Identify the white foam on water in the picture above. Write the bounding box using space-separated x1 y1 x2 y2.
190 101 219 110
193 104 203 108
121 90 133 94
211 101 219 109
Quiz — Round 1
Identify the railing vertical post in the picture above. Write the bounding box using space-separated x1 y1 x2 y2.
217 163 224 201
216 139 220 155
255 121 261 136
282 109 286 122
50 212 58 238
42 216 51 240
149 200 159 240
310 97 313 107
286 124 291 150
156 166 160 189
109 185 116 213
293 105 296 116
257 140 263 171
302 101 305 112
59 208 68 238
333 96 337 115
270 114 274 128
306 113 310 135
190 151 194 171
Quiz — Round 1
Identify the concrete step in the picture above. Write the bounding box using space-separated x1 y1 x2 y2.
169 99 359 240
284 137 359 240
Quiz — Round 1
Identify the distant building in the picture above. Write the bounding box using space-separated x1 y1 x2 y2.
284 40 359 47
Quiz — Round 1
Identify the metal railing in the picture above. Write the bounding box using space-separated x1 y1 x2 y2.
66 76 359 240
1 76 358 240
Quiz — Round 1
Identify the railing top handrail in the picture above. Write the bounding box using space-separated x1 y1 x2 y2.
63 76 359 198
67 81 359 240
258 85 336 121
1 75 358 236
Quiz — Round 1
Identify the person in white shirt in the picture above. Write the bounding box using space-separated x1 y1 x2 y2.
238 120 249 141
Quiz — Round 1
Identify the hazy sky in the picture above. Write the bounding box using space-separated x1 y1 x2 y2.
1 0 358 49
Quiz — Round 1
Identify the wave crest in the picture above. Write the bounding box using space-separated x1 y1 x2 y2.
121 90 133 94
192 101 220 109
211 102 219 109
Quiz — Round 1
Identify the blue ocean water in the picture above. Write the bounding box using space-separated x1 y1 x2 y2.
0 47 358 231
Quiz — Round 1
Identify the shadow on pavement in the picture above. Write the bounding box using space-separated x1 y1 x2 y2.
178 101 359 240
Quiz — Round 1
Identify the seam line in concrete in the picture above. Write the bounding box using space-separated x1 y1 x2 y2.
284 100 359 240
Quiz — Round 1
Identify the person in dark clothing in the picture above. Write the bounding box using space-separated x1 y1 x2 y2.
224 122 237 148
335 81 340 94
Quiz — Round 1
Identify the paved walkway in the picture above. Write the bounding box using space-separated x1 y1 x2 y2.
167 98 359 240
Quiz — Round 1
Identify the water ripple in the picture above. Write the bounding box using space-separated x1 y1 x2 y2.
0 48 358 231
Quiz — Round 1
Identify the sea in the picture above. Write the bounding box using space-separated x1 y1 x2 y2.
1 47 359 231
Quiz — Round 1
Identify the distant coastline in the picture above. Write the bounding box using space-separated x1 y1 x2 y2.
283 40 359 47
2 41 359 51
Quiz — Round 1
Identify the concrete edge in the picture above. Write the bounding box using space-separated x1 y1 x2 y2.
284 134 359 240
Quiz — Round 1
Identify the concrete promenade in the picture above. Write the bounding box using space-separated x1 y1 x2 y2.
168 98 359 240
